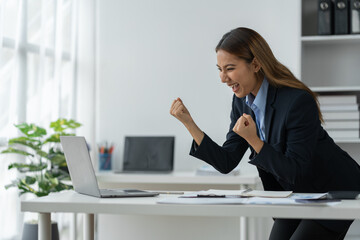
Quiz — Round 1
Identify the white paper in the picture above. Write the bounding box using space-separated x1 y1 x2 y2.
181 189 292 198
157 197 248 205
157 196 340 206
246 197 340 206
242 190 292 198
289 193 328 200
180 189 248 198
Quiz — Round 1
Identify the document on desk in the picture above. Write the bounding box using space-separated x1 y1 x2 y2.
245 197 340 206
289 193 328 200
157 196 340 206
157 190 340 206
180 189 293 198
157 197 249 205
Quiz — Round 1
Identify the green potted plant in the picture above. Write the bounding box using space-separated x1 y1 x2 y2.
1 118 82 239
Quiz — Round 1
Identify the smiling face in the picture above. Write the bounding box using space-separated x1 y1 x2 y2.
216 50 263 98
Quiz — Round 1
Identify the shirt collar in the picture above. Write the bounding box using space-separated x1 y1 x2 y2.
246 77 269 114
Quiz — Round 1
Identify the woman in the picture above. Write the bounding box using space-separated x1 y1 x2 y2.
170 27 360 240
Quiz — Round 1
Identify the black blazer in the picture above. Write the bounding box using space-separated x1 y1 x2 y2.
190 85 360 231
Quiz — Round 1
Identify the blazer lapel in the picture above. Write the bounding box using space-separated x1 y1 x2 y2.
264 85 277 142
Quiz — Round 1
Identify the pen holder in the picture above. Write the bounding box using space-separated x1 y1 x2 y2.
99 153 112 171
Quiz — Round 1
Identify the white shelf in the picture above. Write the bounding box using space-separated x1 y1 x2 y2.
301 35 360 45
310 86 360 92
334 139 360 144
301 0 360 146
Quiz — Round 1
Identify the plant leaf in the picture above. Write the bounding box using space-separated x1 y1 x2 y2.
47 175 59 186
47 168 70 180
44 133 61 143
1 147 34 157
36 150 48 158
55 182 73 191
19 179 37 195
37 178 51 193
3 118 82 197
8 137 41 151
44 133 77 144
9 136 40 144
8 163 47 172
15 123 47 138
50 118 82 133
65 119 82 129
5 180 19 189
25 176 36 185
47 153 66 165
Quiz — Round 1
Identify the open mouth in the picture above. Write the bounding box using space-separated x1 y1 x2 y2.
230 83 240 93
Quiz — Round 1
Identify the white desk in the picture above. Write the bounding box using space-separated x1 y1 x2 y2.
21 190 360 240
63 172 261 240
97 172 262 240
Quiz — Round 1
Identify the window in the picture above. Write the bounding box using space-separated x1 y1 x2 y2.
0 0 78 238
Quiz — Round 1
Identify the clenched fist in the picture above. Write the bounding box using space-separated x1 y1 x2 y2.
233 113 257 140
170 98 193 126
233 113 264 153
170 97 204 145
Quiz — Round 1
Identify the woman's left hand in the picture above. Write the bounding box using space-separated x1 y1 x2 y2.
233 113 264 153
233 113 257 140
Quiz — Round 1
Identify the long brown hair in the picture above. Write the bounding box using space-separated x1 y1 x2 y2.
215 27 323 123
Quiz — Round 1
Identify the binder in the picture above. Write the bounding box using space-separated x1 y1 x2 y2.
318 95 358 105
322 111 360 120
350 0 360 33
322 120 360 129
334 0 350 34
318 0 334 35
327 129 360 138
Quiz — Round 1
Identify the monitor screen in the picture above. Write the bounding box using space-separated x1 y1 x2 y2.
122 136 175 172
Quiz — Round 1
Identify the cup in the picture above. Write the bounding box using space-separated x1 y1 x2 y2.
99 153 112 171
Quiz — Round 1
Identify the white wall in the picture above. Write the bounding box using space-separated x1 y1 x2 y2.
96 1 299 240
96 0 301 172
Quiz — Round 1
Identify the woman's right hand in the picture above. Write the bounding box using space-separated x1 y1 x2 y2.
170 97 204 146
170 97 193 126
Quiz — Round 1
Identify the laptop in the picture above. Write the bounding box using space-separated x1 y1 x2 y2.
122 136 174 173
60 136 159 198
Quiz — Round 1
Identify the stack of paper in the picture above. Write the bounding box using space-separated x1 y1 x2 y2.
156 190 339 206
319 95 360 139
289 193 328 200
181 189 293 198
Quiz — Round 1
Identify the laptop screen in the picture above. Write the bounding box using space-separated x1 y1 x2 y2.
122 136 174 172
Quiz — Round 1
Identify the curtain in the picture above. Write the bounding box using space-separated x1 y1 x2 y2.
0 0 97 239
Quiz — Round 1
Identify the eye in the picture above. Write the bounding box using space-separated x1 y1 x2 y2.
226 68 235 71
217 68 222 72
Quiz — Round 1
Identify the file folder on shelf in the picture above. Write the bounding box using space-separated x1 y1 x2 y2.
334 0 349 34
318 0 334 35
350 0 360 34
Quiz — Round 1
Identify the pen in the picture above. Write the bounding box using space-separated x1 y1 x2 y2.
197 194 226 198
98 143 114 154
242 188 253 194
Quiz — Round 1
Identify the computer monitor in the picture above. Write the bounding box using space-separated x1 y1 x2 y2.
122 136 175 173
